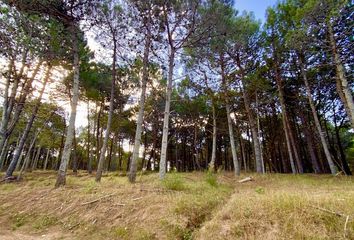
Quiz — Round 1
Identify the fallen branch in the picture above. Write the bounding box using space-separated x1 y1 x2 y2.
81 193 115 206
310 205 347 218
344 215 350 238
140 188 178 193
238 176 254 183
335 171 343 176
132 197 143 201
68 222 80 230
114 203 126 206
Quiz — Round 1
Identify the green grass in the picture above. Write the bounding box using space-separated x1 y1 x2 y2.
32 215 58 230
161 173 187 191
11 213 29 230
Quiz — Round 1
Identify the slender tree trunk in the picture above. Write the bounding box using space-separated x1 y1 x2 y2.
328 24 354 129
209 103 217 171
0 137 9 170
300 112 321 173
0 50 27 154
159 48 175 179
333 107 352 175
55 25 80 187
43 148 50 170
220 56 239 175
299 55 337 174
95 100 102 164
87 101 92 174
0 59 13 154
107 136 114 171
72 130 78 175
0 59 41 155
18 131 39 179
15 145 26 171
96 40 117 182
56 129 65 171
32 146 41 171
5 65 51 178
242 85 263 173
274 62 296 173
225 104 240 175
235 59 263 173
256 93 265 173
129 29 151 182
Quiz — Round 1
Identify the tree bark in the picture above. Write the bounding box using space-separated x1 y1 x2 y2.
220 55 239 175
159 48 175 179
328 24 354 129
0 58 41 155
209 103 217 171
0 59 13 154
31 146 41 171
18 131 39 179
43 148 50 170
129 27 151 182
87 101 92 174
5 64 51 177
234 57 263 173
0 137 9 170
96 39 117 182
55 25 80 187
72 129 78 174
299 55 337 174
273 55 296 173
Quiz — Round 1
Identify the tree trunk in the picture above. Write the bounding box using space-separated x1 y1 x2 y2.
96 39 117 182
15 145 26 171
273 60 296 173
220 55 239 175
72 130 78 174
0 59 13 154
5 65 51 178
95 100 103 165
226 104 240 175
235 58 263 173
0 59 41 155
209 103 217 171
300 111 321 173
43 148 50 170
0 137 9 170
87 101 92 174
55 25 80 187
299 55 337 174
32 146 41 171
18 131 39 179
129 28 151 182
159 48 175 179
333 107 352 175
328 24 354 129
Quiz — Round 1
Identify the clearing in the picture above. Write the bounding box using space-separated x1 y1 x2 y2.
0 171 353 239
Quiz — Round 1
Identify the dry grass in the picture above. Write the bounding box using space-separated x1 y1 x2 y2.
195 174 354 240
0 171 353 239
0 171 233 240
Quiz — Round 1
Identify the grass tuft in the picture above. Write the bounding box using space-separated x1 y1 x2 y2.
205 171 218 187
32 215 58 230
161 173 187 191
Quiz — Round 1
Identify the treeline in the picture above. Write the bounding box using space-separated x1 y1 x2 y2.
0 0 353 187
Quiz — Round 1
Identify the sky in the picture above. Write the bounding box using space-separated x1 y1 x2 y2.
234 0 279 23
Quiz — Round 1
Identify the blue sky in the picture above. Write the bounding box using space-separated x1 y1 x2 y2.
234 0 279 23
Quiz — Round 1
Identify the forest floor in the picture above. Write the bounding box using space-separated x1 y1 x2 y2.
0 171 353 240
